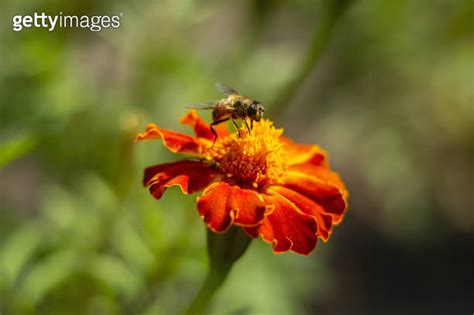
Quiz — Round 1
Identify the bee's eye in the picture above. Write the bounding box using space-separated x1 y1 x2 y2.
247 103 258 116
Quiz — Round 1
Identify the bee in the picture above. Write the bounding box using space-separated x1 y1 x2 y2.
186 83 265 144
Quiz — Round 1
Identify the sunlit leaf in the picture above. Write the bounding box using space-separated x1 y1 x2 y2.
89 254 142 299
112 219 156 273
0 135 37 170
0 224 41 287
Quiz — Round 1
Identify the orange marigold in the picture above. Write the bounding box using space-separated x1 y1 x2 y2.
136 110 348 255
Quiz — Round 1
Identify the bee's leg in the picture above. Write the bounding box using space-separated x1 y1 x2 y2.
244 119 251 133
231 119 241 137
250 119 253 129
210 117 230 146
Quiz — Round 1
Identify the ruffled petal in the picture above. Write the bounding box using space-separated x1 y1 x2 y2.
280 136 327 166
136 123 203 155
268 186 334 241
290 163 348 195
180 110 229 140
283 168 348 223
244 193 318 255
197 182 270 233
144 160 218 199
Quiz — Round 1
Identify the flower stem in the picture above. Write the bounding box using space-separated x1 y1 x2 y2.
183 263 230 315
184 227 252 315
271 0 353 116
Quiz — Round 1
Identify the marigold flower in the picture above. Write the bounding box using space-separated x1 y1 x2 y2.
137 110 348 255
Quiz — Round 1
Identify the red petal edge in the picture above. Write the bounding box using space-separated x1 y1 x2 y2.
197 182 271 233
180 110 229 140
268 186 334 241
144 160 218 199
280 136 327 166
244 193 318 255
283 169 348 223
136 123 203 155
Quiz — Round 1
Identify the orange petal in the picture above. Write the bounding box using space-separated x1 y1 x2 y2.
136 123 203 155
197 182 270 233
290 163 348 196
180 110 229 140
268 186 334 241
144 160 218 199
283 169 348 223
245 193 318 255
281 136 327 166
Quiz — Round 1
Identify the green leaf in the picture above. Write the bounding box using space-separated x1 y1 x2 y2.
89 254 142 298
0 224 41 287
19 249 78 305
0 135 37 170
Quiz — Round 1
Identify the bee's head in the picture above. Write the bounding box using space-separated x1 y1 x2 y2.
247 100 264 121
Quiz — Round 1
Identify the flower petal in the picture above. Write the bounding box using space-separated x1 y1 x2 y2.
144 160 218 199
136 123 203 154
245 193 318 255
281 136 327 166
283 168 348 223
180 110 229 140
290 163 348 195
197 182 270 233
268 186 334 241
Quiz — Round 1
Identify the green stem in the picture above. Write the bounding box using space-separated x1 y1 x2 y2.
184 263 231 315
271 0 353 116
184 227 252 315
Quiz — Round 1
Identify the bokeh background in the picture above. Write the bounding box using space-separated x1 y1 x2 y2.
1 0 473 314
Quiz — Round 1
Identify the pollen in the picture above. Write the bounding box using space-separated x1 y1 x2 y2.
205 119 287 187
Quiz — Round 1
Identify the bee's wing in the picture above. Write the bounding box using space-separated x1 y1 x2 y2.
185 101 217 110
215 82 240 96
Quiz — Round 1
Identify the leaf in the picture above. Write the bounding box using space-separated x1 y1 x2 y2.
19 249 78 305
89 254 142 298
0 135 37 170
0 224 41 287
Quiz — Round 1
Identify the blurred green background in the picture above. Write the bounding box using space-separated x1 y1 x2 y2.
1 0 473 314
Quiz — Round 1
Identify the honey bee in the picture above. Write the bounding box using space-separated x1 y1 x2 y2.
186 83 265 144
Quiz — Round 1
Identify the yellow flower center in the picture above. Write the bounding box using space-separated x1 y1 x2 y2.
204 119 287 188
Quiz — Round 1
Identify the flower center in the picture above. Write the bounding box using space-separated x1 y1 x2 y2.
204 119 287 187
